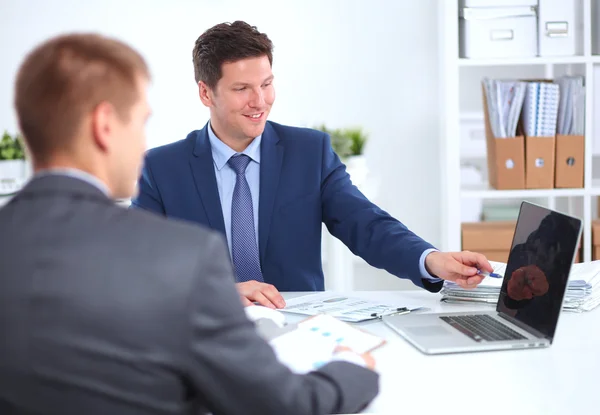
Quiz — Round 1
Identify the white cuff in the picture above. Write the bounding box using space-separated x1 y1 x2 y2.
419 248 443 282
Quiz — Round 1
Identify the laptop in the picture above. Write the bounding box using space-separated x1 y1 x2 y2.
383 201 582 354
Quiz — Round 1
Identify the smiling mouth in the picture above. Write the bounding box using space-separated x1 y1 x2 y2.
244 112 264 121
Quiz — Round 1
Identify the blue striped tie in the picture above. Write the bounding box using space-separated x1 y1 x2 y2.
228 154 264 283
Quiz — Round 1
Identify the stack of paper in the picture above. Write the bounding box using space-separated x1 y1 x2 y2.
556 75 585 135
482 78 527 138
441 261 600 313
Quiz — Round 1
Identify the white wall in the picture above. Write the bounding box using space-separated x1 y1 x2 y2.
0 0 441 290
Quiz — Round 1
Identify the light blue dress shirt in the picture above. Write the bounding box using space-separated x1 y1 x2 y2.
207 123 261 256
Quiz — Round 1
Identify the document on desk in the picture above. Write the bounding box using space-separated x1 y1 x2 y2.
269 314 386 374
282 292 423 322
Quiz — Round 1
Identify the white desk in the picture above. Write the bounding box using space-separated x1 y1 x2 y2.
283 291 600 415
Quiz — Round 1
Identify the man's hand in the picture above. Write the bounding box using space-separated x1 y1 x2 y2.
236 280 286 309
424 251 493 289
334 346 376 370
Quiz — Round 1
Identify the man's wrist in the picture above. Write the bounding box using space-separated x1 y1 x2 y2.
420 249 442 282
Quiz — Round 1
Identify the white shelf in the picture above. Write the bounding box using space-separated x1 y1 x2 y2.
458 56 590 67
439 0 598 262
461 186 588 199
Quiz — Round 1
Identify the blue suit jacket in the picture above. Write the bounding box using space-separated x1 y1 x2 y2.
131 121 442 292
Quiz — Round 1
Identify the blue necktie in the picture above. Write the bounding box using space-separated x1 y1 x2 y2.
228 154 264 283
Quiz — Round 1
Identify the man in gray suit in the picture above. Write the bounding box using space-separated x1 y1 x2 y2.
0 33 378 415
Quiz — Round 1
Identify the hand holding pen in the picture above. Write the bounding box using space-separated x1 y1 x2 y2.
424 251 493 289
477 269 503 279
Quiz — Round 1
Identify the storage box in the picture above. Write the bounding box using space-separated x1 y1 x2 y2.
459 4 538 59
522 79 559 189
538 0 577 57
593 220 600 260
482 85 526 190
463 221 580 263
555 134 584 188
477 250 511 263
525 135 556 189
462 221 517 252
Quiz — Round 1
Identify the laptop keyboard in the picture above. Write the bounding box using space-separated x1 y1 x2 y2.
440 314 527 342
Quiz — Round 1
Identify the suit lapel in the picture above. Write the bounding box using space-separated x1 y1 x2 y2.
190 126 226 235
259 123 283 264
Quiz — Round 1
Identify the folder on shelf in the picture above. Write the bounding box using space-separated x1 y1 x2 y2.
557 76 585 136
554 76 585 188
555 134 584 188
482 79 526 190
521 80 560 189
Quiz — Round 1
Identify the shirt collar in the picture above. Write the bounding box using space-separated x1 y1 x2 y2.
34 168 110 197
207 122 261 171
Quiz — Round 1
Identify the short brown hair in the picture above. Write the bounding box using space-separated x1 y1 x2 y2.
14 33 150 163
192 21 273 88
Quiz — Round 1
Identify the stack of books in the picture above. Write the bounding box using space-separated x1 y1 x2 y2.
441 261 600 313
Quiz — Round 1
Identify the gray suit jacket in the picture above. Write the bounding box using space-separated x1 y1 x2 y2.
0 175 379 415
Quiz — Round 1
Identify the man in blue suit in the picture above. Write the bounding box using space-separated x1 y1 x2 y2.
132 21 491 308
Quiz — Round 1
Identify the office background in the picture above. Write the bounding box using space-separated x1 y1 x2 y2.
5 1 595 290
0 0 449 290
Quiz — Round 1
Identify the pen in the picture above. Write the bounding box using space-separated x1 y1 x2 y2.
370 307 408 318
477 269 503 279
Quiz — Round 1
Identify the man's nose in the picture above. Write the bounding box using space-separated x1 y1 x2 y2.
249 88 265 108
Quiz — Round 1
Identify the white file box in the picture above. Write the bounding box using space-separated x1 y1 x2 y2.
461 0 536 6
538 0 577 56
459 5 538 58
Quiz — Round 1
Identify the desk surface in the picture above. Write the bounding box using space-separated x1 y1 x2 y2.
282 291 600 415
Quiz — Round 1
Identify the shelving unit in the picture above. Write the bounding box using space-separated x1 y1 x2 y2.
439 0 599 261
458 56 591 66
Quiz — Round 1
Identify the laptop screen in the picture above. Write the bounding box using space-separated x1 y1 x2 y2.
497 202 581 340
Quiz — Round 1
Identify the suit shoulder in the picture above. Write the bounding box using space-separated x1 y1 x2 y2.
112 204 224 252
267 121 327 144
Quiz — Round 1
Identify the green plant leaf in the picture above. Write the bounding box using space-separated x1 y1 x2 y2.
313 124 369 159
0 131 26 161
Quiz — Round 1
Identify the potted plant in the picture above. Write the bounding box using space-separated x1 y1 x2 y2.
341 127 368 183
0 131 27 181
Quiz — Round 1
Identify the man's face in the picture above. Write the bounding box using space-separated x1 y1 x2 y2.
206 55 275 142
110 75 151 199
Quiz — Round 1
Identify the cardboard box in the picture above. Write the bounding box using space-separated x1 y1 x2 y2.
463 221 580 263
462 221 517 251
555 134 584 188
525 135 556 189
482 86 526 190
593 220 600 260
593 220 600 245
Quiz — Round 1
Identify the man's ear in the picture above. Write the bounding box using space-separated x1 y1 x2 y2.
198 81 214 107
91 101 113 152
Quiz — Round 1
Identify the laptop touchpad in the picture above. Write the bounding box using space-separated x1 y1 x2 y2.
407 326 452 337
